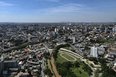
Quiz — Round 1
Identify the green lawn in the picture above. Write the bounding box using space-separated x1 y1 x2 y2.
63 46 74 51
55 53 68 64
70 65 89 77
63 52 81 61
61 53 75 61
63 47 71 50
70 60 90 77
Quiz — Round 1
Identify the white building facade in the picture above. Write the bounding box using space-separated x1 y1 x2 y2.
90 47 98 57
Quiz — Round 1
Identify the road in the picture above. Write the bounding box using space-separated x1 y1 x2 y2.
41 57 45 77
70 44 84 55
60 48 83 59
1 42 29 52
60 53 77 61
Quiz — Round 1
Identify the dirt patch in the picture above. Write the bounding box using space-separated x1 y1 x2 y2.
59 50 63 53
51 55 61 77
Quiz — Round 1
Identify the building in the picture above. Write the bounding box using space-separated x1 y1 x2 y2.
105 27 108 33
72 37 76 43
84 26 88 32
97 47 105 57
0 55 4 74
4 60 18 68
28 34 31 42
54 28 57 33
90 47 98 57
112 26 116 33
63 26 65 30
19 73 29 77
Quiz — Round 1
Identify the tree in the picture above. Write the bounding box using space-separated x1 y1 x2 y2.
44 68 53 77
58 67 68 77
95 69 99 77
85 45 90 50
27 69 32 75
79 71 82 74
65 36 71 42
83 54 87 59
74 61 80 67
85 34 90 37
21 69 25 72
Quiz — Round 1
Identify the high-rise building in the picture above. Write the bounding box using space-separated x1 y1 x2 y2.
105 27 108 33
90 47 98 57
84 26 88 32
2 40 4 50
112 26 116 33
72 37 76 43
63 26 65 30
0 55 4 74
28 34 31 42
54 28 57 32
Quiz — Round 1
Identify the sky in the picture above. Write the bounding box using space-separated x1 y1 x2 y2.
0 0 116 22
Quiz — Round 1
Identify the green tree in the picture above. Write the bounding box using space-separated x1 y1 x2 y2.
74 61 80 67
44 68 53 77
21 69 25 72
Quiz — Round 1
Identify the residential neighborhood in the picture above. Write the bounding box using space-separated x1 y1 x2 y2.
0 22 116 77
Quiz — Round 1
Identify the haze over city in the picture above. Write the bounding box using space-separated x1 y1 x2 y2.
0 0 116 22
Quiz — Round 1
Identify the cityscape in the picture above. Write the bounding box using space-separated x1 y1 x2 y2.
0 0 116 77
0 22 116 77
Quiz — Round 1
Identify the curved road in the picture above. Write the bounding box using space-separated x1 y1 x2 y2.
60 53 77 62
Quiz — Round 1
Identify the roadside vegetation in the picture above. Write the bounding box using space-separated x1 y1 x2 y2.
44 52 55 77
1 42 33 53
90 38 115 44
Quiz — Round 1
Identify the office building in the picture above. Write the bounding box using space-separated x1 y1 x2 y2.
72 37 76 43
90 47 98 57
0 55 4 74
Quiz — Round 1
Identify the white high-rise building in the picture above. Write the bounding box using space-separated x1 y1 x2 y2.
90 47 98 57
54 28 57 32
28 34 31 42
72 37 75 43
112 26 116 33
0 55 4 74
63 26 65 30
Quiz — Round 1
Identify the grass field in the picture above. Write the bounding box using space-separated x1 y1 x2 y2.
70 65 89 77
55 53 68 64
61 53 75 61
63 46 74 50
63 47 71 50
55 52 90 77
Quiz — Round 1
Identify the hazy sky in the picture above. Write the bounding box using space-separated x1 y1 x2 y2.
0 0 116 22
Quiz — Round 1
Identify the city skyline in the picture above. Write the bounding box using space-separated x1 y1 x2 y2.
0 0 116 22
